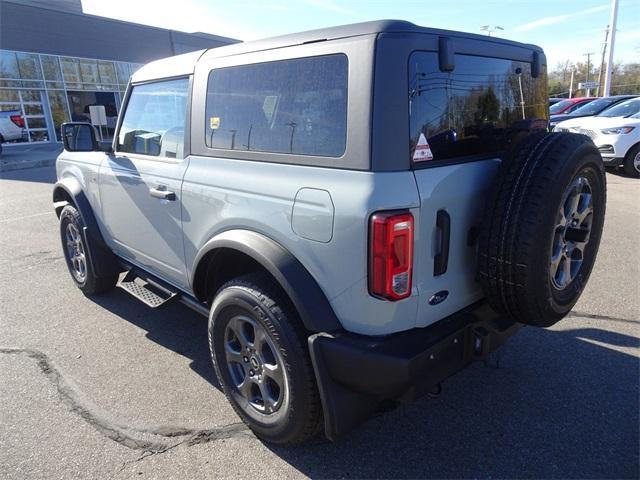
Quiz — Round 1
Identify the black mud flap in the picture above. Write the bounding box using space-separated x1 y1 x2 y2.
309 302 521 441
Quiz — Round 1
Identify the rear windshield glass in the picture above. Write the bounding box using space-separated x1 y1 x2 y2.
571 97 619 115
205 54 347 157
549 99 573 114
596 98 640 117
409 52 548 163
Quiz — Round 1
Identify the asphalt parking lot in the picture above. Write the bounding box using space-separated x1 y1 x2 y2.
0 165 638 479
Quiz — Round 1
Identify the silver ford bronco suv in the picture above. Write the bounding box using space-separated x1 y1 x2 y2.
54 20 606 445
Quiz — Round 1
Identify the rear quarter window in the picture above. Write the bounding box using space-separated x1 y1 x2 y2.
205 54 348 158
409 52 548 164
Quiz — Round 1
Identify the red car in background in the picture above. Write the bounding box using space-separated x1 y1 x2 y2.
549 97 596 115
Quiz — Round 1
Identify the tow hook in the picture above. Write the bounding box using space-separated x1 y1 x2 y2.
427 383 443 399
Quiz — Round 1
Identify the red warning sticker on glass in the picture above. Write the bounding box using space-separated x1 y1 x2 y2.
413 133 434 162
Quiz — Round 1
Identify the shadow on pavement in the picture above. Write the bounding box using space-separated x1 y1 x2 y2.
90 288 639 478
0 164 56 184
91 288 222 391
606 167 639 180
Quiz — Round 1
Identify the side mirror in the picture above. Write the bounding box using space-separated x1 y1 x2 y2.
61 122 109 152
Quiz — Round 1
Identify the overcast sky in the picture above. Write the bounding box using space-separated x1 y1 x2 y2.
82 0 639 68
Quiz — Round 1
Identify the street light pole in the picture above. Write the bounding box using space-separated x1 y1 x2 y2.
480 25 504 36
603 0 619 96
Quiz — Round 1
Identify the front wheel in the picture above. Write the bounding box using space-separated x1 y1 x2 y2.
622 145 640 178
59 205 118 295
208 273 322 445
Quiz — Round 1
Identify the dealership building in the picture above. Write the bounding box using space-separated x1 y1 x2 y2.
0 0 238 144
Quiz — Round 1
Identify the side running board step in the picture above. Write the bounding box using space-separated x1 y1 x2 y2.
117 269 177 308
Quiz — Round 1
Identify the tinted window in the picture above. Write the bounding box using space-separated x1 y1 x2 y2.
596 98 640 117
566 100 593 113
118 78 189 158
550 99 573 114
409 53 547 163
205 54 347 157
571 97 618 115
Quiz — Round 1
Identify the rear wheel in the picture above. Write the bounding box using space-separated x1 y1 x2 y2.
208 273 322 445
477 132 606 327
622 145 640 178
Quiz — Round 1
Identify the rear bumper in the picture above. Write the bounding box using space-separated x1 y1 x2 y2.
309 301 521 440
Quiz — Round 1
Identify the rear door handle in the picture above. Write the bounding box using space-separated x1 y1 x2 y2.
434 209 450 276
149 186 176 201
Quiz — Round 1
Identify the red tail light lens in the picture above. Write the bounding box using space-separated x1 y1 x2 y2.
369 211 414 301
10 115 24 128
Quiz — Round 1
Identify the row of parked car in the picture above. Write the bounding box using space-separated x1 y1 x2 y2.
549 95 640 177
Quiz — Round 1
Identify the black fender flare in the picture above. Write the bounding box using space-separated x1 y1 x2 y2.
53 177 114 276
191 230 341 333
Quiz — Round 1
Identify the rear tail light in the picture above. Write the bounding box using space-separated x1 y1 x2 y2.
369 211 414 301
10 115 24 128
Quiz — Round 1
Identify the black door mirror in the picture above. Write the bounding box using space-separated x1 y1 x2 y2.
61 122 101 152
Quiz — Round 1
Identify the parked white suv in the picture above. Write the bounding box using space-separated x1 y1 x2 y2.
555 98 640 177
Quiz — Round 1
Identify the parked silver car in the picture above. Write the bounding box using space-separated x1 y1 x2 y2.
53 20 606 444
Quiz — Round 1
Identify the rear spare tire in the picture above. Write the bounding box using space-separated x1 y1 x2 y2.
477 132 606 327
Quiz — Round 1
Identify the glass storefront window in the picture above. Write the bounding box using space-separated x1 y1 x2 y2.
0 50 142 144
98 61 116 84
29 131 49 142
16 53 42 79
24 104 44 115
26 117 47 129
45 81 66 89
0 90 20 102
0 51 20 78
47 90 70 141
115 62 131 86
20 90 42 102
60 57 81 83
0 103 21 112
79 60 99 84
0 80 22 87
21 81 45 88
41 55 63 81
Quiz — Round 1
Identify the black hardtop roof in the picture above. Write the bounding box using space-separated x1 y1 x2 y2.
202 19 544 59
134 20 546 83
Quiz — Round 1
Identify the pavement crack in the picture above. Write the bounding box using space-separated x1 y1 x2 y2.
568 311 639 324
0 347 250 453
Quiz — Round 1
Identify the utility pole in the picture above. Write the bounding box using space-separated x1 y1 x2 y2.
583 52 594 96
569 70 575 98
597 26 610 97
603 0 619 97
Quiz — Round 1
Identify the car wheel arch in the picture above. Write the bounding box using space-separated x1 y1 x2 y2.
191 230 341 333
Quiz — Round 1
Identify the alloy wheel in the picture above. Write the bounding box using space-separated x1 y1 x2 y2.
550 176 594 290
65 222 87 283
224 314 287 415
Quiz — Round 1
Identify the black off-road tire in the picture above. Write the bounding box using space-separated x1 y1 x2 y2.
477 132 606 327
59 204 118 295
208 272 322 445
622 145 640 178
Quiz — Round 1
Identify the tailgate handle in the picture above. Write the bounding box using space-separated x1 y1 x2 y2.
434 210 450 276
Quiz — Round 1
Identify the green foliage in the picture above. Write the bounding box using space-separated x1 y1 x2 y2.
548 60 640 97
